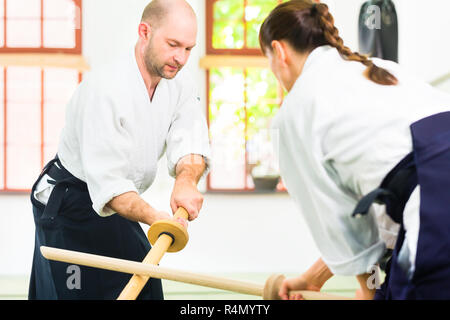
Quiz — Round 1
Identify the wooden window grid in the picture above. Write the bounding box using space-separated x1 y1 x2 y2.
204 0 286 192
0 0 83 193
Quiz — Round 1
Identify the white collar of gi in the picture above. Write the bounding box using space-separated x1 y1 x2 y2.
131 49 149 93
302 44 334 74
130 48 167 103
286 45 333 93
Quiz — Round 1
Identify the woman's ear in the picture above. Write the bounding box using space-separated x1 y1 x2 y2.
271 40 288 67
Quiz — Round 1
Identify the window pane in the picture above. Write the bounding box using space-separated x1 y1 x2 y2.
7 0 40 18
43 68 78 164
246 0 280 20
246 0 281 48
0 68 3 189
7 67 41 103
212 0 244 49
43 0 77 48
246 68 279 138
0 0 4 47
6 67 41 189
7 19 41 48
6 0 41 47
6 107 41 189
246 68 280 178
211 0 285 50
43 0 74 19
246 21 260 49
213 19 244 50
43 20 75 48
209 68 246 189
214 0 244 20
43 102 63 163
208 67 284 191
44 68 78 103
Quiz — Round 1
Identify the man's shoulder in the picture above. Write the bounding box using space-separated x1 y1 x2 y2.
166 69 198 105
170 68 196 90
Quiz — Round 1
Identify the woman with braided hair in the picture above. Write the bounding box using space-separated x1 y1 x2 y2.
260 0 450 300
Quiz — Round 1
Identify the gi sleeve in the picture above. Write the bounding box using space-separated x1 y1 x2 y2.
165 80 211 178
301 171 387 276
287 143 386 275
77 86 138 217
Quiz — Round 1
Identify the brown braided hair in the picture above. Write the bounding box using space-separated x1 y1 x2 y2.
259 0 398 86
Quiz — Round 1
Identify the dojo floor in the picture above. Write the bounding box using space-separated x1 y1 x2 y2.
0 273 359 300
1 192 361 300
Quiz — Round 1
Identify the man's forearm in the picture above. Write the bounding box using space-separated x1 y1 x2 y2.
175 154 206 184
170 154 206 220
106 191 158 225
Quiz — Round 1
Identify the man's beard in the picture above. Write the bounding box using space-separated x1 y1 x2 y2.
144 43 183 80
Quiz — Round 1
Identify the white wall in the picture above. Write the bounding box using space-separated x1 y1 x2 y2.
2 0 450 277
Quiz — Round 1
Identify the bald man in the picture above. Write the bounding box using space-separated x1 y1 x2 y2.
28 0 210 300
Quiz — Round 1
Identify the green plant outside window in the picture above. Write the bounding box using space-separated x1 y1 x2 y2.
208 1 287 190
